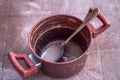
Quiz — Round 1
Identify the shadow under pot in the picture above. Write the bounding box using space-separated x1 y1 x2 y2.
8 7 110 78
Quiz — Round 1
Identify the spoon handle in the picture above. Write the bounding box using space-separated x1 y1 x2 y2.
61 8 100 46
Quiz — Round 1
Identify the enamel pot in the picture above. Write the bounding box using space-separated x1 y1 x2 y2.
8 7 110 78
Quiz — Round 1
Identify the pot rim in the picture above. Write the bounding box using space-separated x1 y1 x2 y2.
29 14 92 65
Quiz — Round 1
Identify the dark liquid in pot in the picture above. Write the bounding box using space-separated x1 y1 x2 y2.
35 27 88 62
58 41 83 62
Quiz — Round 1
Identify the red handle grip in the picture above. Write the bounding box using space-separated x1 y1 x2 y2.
8 52 38 77
86 7 110 38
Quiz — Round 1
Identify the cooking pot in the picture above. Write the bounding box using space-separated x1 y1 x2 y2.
8 7 110 78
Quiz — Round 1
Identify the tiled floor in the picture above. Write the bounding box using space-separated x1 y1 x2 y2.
0 0 120 80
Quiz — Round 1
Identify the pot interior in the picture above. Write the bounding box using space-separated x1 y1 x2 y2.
29 15 91 62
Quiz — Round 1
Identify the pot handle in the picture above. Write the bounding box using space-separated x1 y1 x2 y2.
85 7 110 38
8 52 38 77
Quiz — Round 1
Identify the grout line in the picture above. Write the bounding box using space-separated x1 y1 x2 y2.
1 1 10 80
114 0 120 9
114 0 120 12
89 49 120 53
3 0 9 55
96 38 103 80
0 57 3 80
89 50 98 52
103 11 120 14
96 49 120 52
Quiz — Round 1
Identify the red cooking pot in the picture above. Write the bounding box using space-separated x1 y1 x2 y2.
8 7 110 78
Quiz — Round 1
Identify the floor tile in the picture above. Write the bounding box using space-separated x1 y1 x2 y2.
0 16 7 56
0 0 9 16
50 0 93 15
76 51 102 80
100 50 120 80
8 0 32 16
97 13 120 50
5 16 39 56
116 0 120 11
0 57 3 80
24 71 52 80
93 0 119 13
5 15 52 56
29 0 52 15
29 0 93 15
2 56 23 80
116 0 120 4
